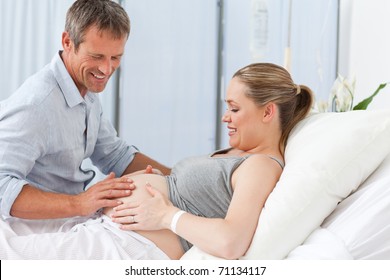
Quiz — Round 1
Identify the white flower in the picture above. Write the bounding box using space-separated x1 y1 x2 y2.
315 100 329 113
329 74 356 112
315 76 386 113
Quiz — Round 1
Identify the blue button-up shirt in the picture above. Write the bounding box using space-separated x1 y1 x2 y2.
0 52 137 218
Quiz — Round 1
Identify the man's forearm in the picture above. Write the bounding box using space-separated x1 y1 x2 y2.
122 152 171 176
10 184 80 219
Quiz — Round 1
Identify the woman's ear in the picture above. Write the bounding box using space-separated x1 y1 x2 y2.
263 102 277 122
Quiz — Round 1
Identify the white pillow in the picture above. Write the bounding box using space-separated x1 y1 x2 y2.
181 109 390 260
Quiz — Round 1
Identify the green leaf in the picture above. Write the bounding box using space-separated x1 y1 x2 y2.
353 82 388 110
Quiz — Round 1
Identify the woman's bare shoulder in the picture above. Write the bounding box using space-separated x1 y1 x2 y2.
234 154 283 183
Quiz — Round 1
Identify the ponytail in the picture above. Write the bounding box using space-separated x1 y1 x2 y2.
279 85 313 154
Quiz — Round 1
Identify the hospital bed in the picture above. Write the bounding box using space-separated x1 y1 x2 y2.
1 109 390 260
183 109 390 260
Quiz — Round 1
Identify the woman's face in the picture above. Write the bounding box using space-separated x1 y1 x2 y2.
222 77 265 151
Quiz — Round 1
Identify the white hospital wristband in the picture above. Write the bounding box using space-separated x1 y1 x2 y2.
170 210 185 234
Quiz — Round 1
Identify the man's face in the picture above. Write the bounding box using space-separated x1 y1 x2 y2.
62 25 127 96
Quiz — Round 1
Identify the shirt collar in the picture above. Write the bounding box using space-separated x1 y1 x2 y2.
50 51 99 108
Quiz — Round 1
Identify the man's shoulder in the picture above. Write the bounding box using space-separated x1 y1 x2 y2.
13 65 60 106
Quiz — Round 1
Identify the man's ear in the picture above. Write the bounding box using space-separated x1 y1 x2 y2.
263 102 277 122
62 31 72 50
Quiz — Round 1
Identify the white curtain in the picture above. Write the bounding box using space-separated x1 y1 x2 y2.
0 0 72 101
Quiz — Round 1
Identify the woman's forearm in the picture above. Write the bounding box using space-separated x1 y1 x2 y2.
173 212 253 259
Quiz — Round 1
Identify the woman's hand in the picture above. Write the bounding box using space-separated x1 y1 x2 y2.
145 165 164 175
124 165 164 177
111 183 178 231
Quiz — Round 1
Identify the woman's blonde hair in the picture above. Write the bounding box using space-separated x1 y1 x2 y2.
233 63 313 155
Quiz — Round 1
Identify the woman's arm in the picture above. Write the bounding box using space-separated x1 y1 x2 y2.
114 154 282 259
175 155 281 259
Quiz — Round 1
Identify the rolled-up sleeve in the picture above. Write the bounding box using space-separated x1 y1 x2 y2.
90 115 138 177
0 177 30 219
0 105 48 218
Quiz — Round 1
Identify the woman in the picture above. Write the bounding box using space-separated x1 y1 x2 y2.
106 62 313 259
0 63 313 260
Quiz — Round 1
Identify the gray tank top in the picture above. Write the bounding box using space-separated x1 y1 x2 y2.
166 148 284 252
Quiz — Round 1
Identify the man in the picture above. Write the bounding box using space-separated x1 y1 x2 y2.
0 0 169 220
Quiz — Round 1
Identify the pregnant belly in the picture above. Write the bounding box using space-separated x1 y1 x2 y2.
103 173 184 259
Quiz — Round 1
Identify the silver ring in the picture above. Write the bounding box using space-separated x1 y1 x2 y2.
131 215 135 223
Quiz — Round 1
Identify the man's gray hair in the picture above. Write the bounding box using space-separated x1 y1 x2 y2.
65 0 130 50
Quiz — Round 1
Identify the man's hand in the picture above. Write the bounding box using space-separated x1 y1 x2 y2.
73 172 135 216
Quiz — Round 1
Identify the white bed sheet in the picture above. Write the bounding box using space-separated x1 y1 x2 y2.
0 213 169 260
287 154 390 260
